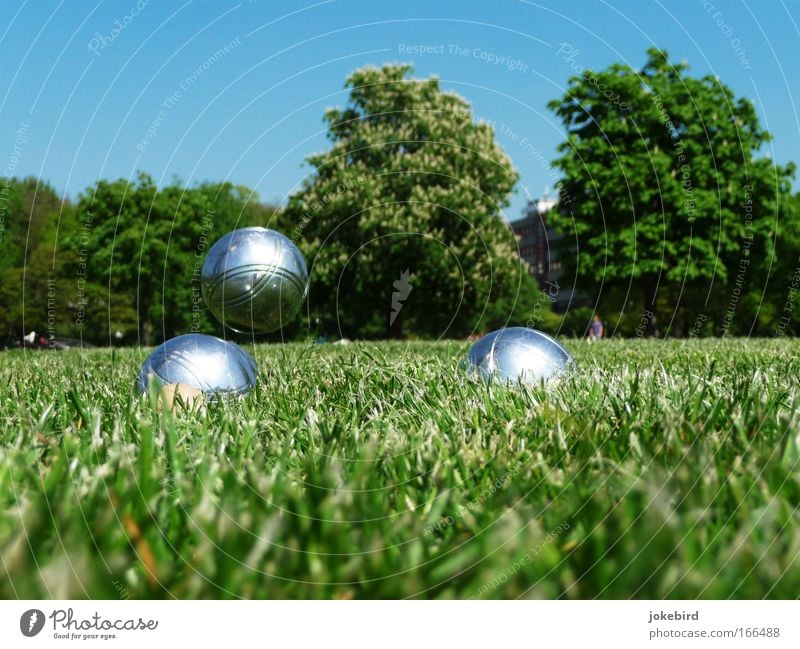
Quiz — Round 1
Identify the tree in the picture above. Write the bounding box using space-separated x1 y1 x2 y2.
0 178 76 342
0 177 60 274
548 48 797 336
71 174 273 345
284 63 545 339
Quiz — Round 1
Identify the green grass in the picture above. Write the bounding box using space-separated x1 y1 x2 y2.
1 338 799 599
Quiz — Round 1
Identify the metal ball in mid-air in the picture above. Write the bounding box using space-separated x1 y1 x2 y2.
464 327 575 385
201 227 308 334
136 333 257 397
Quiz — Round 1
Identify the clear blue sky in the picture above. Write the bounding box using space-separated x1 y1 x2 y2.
2 0 798 221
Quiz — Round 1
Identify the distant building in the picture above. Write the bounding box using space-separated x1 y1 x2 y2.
510 188 574 312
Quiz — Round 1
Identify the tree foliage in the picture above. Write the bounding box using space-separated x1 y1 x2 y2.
0 178 75 342
71 174 278 345
548 48 798 335
1 175 278 347
284 63 545 339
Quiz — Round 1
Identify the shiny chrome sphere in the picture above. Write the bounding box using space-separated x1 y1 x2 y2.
137 334 257 396
201 227 308 333
464 327 575 384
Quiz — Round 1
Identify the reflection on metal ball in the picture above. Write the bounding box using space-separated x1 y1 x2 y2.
201 227 309 334
464 327 575 385
137 334 257 396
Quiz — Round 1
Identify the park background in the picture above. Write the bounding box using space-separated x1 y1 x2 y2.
2 0 800 346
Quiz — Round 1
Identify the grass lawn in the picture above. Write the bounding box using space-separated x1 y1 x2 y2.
1 338 799 599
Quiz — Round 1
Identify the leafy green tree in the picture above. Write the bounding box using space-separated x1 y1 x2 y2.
0 177 60 274
0 178 76 342
72 174 274 345
548 48 797 336
195 181 282 231
284 63 545 339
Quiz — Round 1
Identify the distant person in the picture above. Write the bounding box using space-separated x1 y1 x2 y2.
588 314 604 342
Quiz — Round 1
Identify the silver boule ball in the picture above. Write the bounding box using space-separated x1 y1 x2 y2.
136 334 257 396
464 327 575 384
201 227 308 333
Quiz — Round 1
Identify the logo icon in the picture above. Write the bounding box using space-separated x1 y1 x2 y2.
20 609 45 637
390 269 414 326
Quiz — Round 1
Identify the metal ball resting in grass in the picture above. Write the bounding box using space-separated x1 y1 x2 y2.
136 333 257 397
464 327 575 385
201 227 308 333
